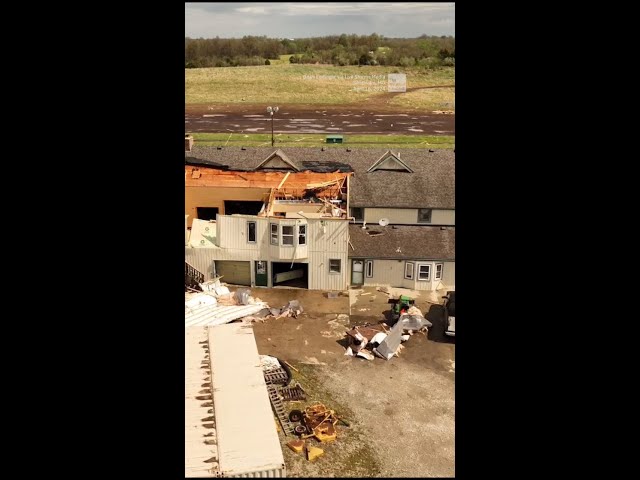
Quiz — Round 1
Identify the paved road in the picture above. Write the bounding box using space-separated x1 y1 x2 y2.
186 106 454 135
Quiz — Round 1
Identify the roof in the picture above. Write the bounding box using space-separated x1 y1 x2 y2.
348 224 455 260
185 146 454 209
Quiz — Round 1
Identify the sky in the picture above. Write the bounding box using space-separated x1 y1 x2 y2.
185 2 454 39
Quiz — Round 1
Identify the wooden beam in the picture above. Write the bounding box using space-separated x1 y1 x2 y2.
277 172 291 190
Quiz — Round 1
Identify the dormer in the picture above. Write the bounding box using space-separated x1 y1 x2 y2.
367 150 414 173
255 149 299 172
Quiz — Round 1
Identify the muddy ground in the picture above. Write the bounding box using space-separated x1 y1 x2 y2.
185 103 455 135
246 286 455 477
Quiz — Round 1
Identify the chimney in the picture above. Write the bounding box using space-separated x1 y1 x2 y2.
185 134 194 152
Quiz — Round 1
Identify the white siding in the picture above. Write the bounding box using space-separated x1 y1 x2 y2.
355 258 455 291
363 208 455 225
186 215 349 290
308 251 349 290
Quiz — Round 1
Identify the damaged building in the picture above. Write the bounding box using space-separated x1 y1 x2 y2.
185 139 454 291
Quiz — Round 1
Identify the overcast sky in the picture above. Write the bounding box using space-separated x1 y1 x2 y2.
185 2 454 39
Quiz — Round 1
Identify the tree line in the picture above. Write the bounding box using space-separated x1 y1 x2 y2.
185 34 454 68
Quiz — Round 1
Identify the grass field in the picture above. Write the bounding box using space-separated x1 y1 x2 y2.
185 64 454 108
190 132 454 149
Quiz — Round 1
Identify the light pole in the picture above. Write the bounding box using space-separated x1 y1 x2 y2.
267 106 279 147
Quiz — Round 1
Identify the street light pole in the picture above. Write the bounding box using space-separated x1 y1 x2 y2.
267 106 279 147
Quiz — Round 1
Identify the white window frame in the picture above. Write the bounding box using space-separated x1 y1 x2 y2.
417 208 432 224
298 224 307 246
281 225 294 246
329 259 341 274
270 223 278 245
247 221 257 243
417 264 431 281
404 262 414 280
435 263 443 280
365 260 373 278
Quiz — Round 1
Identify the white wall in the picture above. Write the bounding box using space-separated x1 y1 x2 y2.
186 215 349 290
353 258 454 291
363 208 455 225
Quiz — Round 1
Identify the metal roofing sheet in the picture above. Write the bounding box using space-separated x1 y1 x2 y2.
209 323 285 477
185 302 268 328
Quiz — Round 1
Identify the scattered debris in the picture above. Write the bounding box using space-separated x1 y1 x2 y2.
281 383 307 401
326 292 339 298
277 300 304 318
306 444 324 462
287 439 306 453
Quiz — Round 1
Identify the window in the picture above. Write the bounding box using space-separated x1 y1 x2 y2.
366 260 373 278
435 263 443 280
270 223 278 245
298 224 307 245
351 207 364 221
196 207 219 221
404 262 414 279
417 208 432 223
282 225 294 246
247 221 256 243
418 264 431 281
329 259 341 274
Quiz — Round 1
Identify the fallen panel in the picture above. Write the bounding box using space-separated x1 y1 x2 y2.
185 326 218 477
185 302 268 328
209 323 286 477
375 315 404 360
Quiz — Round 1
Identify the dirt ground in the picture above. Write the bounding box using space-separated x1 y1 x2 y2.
185 103 455 136
244 286 455 477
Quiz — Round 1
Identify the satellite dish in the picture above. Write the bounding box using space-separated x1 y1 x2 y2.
379 218 389 226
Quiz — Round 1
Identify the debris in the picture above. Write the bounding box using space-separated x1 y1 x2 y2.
400 334 411 342
277 300 304 318
370 332 388 345
356 349 374 361
407 305 423 317
289 410 303 423
359 292 371 296
234 288 252 305
287 439 305 453
214 285 231 297
270 307 282 317
377 286 390 294
281 384 306 401
306 445 324 462
344 347 354 356
281 359 299 373
400 313 433 330
259 355 282 372
326 292 339 298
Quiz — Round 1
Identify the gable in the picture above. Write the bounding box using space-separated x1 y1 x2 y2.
367 151 414 173
259 155 296 170
255 149 299 172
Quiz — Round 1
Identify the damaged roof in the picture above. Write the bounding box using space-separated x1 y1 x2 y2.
185 146 454 209
348 224 455 260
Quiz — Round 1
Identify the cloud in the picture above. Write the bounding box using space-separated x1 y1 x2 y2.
185 2 454 38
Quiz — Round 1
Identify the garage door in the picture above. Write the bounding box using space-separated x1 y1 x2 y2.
215 261 251 286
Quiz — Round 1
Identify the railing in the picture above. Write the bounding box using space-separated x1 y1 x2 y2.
185 261 205 291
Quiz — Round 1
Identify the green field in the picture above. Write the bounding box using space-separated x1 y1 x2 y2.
185 64 454 108
190 132 454 149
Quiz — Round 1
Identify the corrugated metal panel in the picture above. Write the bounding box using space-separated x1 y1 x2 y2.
222 466 286 477
185 326 218 478
185 302 267 327
209 324 286 478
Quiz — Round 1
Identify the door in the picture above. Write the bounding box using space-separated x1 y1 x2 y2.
255 261 268 287
351 259 364 285
215 261 251 286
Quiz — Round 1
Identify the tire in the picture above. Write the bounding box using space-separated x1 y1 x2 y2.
289 410 303 423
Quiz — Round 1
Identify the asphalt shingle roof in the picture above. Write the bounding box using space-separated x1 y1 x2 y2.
348 224 455 260
185 146 454 209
